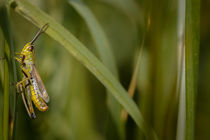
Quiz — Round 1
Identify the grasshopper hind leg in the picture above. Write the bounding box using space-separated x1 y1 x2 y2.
16 83 36 119
25 83 36 119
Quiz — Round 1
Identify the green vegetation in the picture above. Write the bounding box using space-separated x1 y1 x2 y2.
0 0 207 140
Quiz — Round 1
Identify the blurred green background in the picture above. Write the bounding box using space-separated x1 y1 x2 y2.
0 0 209 140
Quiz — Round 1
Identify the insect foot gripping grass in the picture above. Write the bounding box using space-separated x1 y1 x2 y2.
15 24 50 119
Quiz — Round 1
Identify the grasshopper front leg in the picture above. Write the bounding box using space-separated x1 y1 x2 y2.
15 57 21 63
16 77 30 88
16 67 32 88
15 52 24 63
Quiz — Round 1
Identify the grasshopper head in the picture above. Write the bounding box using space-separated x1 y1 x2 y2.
21 42 35 64
22 42 34 55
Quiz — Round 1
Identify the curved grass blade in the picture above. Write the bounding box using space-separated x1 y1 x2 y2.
68 0 124 139
10 0 158 138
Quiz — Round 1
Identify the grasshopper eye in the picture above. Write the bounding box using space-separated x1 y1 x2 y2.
28 45 34 51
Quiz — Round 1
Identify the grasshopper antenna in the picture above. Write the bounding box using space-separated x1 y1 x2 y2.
31 23 49 45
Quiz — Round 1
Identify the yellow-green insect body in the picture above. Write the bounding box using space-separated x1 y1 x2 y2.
20 42 34 64
16 24 49 118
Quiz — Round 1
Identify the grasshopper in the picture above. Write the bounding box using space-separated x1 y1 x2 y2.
16 24 49 119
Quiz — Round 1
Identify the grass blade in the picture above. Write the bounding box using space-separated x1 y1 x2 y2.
0 5 17 140
68 0 123 139
0 4 17 140
2 41 9 140
9 0 156 137
0 25 4 140
185 0 200 139
176 0 186 139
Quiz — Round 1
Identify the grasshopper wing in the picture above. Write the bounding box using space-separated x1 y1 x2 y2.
31 65 50 103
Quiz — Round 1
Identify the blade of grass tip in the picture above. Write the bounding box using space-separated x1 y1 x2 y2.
9 0 158 138
0 5 17 140
176 0 186 139
68 0 124 139
121 35 145 122
185 0 200 139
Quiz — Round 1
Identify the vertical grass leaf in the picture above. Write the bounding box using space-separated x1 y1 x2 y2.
176 0 186 139
185 0 200 139
0 4 17 140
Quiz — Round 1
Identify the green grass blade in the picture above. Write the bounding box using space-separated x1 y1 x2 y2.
176 0 186 139
0 5 17 140
2 41 9 140
185 0 200 139
0 24 4 140
9 0 154 137
68 0 123 139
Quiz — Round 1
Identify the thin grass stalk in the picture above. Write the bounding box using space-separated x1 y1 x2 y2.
121 15 151 123
121 36 144 122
